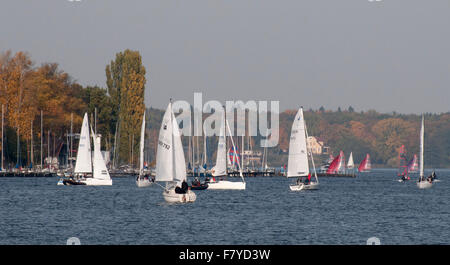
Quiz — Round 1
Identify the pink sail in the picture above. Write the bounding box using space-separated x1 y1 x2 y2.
327 151 344 174
358 154 371 172
407 154 418 172
337 151 346 172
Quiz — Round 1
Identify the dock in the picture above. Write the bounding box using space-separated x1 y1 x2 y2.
0 172 57 178
316 172 356 178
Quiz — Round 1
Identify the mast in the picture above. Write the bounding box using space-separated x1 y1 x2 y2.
303 108 318 183
241 132 244 169
30 120 33 169
70 113 73 169
66 131 69 168
224 107 227 174
48 130 50 170
16 127 20 168
420 115 424 178
226 119 244 181
94 107 97 136
112 121 118 169
40 110 43 171
203 134 207 168
1 104 3 171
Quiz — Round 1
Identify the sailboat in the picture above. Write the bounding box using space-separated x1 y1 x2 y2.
60 112 112 186
417 115 433 189
59 113 92 185
208 109 246 190
397 145 410 182
287 107 319 191
136 112 153 187
327 151 345 174
155 101 196 203
347 152 354 169
74 113 92 178
358 154 371 172
80 127 113 185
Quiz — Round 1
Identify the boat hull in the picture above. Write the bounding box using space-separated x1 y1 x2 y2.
163 189 196 203
62 179 87 185
136 178 153 188
190 183 208 190
290 182 319 191
417 181 432 189
207 180 246 190
79 178 112 186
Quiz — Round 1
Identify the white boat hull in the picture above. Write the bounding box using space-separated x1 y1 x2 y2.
57 179 64 186
79 178 112 186
417 181 432 189
136 178 153 188
207 180 246 190
290 182 319 191
163 189 196 203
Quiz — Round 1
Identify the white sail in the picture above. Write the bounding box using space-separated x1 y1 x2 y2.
171 109 187 183
212 110 227 176
91 129 111 180
156 103 175 182
287 108 309 178
420 115 424 178
74 113 92 174
139 112 146 174
347 152 354 169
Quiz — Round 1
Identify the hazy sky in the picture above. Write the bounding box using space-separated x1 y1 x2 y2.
1 0 449 114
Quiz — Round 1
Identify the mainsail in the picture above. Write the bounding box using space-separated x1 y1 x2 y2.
347 152 354 169
139 112 146 174
91 128 111 180
407 154 418 173
74 113 92 174
212 111 227 177
287 108 309 177
358 154 371 172
155 102 186 184
327 151 344 174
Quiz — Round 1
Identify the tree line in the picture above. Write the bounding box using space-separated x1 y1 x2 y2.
0 50 145 168
2 49 449 169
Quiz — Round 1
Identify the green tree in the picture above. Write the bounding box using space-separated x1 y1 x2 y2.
80 86 115 150
106 50 146 165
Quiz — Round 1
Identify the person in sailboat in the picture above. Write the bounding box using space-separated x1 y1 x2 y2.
305 173 311 184
192 177 200 187
175 180 189 194
431 170 437 181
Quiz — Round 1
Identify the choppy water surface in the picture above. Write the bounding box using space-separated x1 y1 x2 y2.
0 169 449 245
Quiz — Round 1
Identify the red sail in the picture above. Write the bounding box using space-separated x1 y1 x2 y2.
358 154 371 172
398 145 408 177
327 152 343 174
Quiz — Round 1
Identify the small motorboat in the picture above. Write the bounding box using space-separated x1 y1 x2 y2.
190 177 208 190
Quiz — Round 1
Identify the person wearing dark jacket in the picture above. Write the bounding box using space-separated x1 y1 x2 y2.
175 181 189 194
181 181 189 193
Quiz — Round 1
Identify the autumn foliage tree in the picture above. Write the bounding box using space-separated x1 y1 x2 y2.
0 51 86 167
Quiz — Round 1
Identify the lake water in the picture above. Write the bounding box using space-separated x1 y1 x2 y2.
0 169 449 245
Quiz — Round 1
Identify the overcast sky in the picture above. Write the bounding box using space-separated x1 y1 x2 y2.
1 0 449 114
